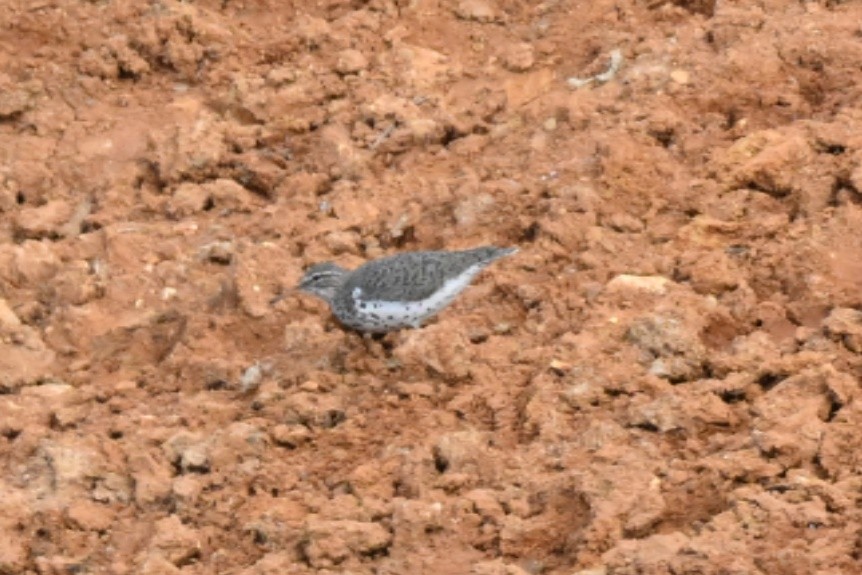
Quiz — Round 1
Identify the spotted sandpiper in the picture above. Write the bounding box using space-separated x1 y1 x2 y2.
296 246 517 333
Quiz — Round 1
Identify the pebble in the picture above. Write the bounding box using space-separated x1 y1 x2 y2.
454 0 499 22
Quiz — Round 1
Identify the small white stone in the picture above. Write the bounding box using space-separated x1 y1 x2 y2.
335 49 369 74
240 363 265 392
605 274 671 295
670 69 690 85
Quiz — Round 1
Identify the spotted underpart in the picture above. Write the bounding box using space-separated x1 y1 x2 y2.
295 246 517 333
344 263 484 331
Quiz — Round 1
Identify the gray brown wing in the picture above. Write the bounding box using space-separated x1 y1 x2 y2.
344 248 507 302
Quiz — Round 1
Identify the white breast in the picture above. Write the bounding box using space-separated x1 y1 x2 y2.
351 264 483 329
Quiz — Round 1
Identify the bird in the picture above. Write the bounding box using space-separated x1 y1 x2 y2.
295 245 517 333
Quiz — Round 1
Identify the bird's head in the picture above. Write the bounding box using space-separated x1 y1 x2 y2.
295 262 348 304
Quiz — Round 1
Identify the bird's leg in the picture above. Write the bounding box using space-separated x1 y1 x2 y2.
357 331 390 358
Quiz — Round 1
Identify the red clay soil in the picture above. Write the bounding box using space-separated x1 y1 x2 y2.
2 0 862 573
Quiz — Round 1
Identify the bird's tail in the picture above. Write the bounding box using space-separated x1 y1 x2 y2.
469 245 519 263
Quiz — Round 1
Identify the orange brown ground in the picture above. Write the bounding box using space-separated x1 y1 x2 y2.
2 0 862 573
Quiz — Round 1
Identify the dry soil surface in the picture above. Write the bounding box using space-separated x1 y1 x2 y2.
2 0 862 573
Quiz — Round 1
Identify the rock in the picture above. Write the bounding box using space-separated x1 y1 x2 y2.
823 307 862 353
163 432 211 474
206 178 254 211
179 444 211 473
453 191 496 228
0 240 60 286
238 362 265 392
242 498 309 553
605 274 672 295
335 49 369 74
20 383 80 402
171 476 203 513
38 439 106 495
234 253 273 319
198 240 234 265
389 499 446 545
348 462 396 500
454 0 501 23
627 314 707 382
276 171 331 198
228 152 285 197
47 259 104 306
78 48 121 79
210 422 268 466
51 403 90 430
0 76 41 119
265 66 298 87
283 392 346 430
14 199 74 239
443 79 507 134
78 35 151 79
393 323 474 381
500 42 535 72
471 559 532 575
677 250 741 294
270 423 313 448
433 430 498 482
465 489 505 523
137 553 182 575
0 323 56 391
406 117 444 144
146 515 202 567
719 129 831 215
606 212 644 233
0 532 27 575
0 299 21 327
571 569 607 575
602 532 689 573
146 109 228 184
92 472 133 505
168 183 211 216
670 69 690 84
850 161 862 195
750 367 835 468
323 230 361 255
238 552 299 575
301 519 391 568
90 310 187 369
129 452 173 506
293 13 331 48
66 501 116 532
626 390 735 433
34 556 87 575
384 42 453 92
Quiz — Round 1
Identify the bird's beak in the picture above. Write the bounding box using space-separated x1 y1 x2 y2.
270 286 299 306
